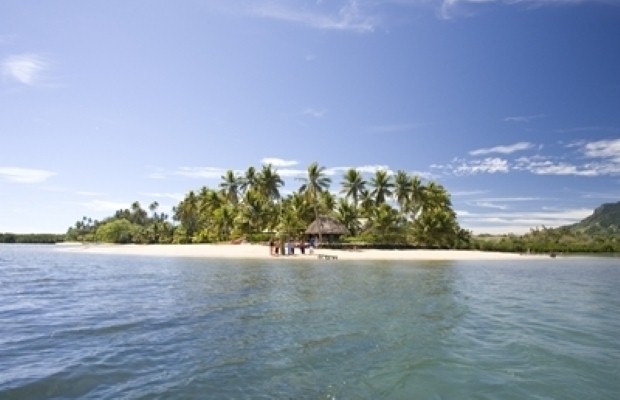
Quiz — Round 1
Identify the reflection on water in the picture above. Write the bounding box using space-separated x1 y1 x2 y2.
1 246 619 399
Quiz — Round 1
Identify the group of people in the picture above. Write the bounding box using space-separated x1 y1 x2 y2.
269 237 316 256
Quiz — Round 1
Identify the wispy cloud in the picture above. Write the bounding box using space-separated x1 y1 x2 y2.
76 191 106 197
261 157 299 167
515 159 598 176
504 114 544 123
250 0 378 32
1 54 49 85
140 192 186 201
513 139 620 176
0 167 56 183
439 0 618 19
174 166 229 179
77 199 132 212
457 207 593 234
473 201 509 210
302 107 327 118
470 142 534 156
583 138 620 163
433 157 510 176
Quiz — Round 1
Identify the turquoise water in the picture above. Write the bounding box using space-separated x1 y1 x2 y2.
1 245 619 399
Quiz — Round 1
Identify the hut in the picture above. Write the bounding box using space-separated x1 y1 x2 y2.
305 215 349 244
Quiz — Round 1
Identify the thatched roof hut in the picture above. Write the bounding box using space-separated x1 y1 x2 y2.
306 215 349 236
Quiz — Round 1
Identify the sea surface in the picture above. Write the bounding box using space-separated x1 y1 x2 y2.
1 245 619 399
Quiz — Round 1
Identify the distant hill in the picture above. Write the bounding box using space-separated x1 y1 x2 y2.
566 201 620 235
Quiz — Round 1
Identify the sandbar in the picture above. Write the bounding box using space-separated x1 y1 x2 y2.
56 243 544 261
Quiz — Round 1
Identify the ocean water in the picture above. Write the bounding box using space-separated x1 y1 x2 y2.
1 245 619 399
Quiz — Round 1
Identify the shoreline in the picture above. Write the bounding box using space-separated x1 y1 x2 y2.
56 243 549 261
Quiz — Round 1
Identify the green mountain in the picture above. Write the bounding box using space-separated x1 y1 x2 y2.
567 201 620 235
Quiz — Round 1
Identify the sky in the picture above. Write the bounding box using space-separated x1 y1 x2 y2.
1 0 619 235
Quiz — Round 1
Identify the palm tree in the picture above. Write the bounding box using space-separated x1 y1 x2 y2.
410 175 424 218
240 166 258 194
340 168 366 208
370 169 394 205
422 181 451 213
298 162 331 243
219 169 241 205
368 203 401 238
257 164 284 203
173 191 199 242
238 189 268 235
393 170 412 216
336 198 360 236
319 190 336 216
358 189 375 218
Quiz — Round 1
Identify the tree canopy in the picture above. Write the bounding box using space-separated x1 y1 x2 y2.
66 162 466 247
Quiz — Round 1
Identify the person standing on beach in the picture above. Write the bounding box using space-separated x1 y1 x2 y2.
288 238 294 255
269 237 274 255
299 239 305 255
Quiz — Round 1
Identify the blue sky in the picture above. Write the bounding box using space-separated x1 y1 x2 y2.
1 0 619 234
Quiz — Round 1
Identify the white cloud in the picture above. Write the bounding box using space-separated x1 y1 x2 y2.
513 139 620 176
470 141 534 156
76 191 106 197
278 168 307 178
175 166 227 179
515 158 596 176
0 167 56 183
439 0 618 19
302 107 327 118
140 192 186 201
583 138 620 163
458 207 593 234
261 158 299 167
250 0 378 32
2 54 48 85
473 201 509 210
77 199 130 212
503 114 543 123
443 157 509 175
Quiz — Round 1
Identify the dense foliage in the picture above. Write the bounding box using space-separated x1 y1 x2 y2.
471 202 620 254
0 233 65 244
65 201 174 244
66 163 467 247
62 164 619 253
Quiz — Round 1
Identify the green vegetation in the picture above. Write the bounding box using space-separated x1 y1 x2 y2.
471 202 620 254
65 201 174 244
0 233 65 244
60 161 620 253
65 162 465 247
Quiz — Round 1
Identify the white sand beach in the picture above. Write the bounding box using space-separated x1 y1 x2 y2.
57 243 542 261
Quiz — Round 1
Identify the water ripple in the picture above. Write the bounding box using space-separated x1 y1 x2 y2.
1 246 619 399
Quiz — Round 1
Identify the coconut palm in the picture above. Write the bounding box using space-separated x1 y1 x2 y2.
219 169 241 205
240 166 258 194
336 198 360 236
340 168 366 208
410 175 424 218
319 190 336 216
358 189 375 218
173 190 199 241
238 189 268 235
393 170 412 216
422 181 451 213
257 164 284 203
298 162 332 243
370 169 394 205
